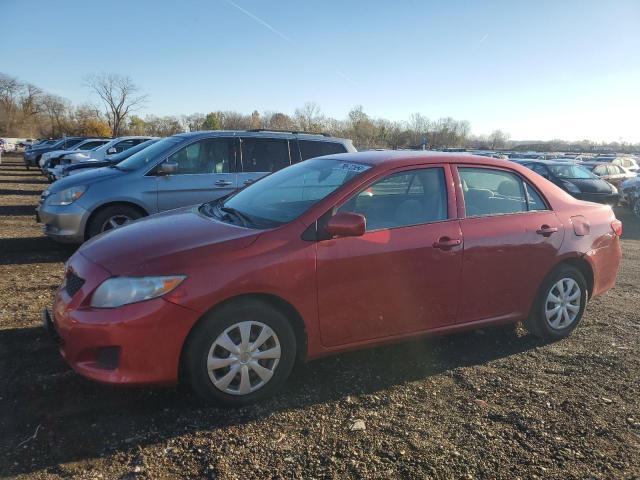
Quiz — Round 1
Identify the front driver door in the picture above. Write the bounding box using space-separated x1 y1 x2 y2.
156 137 237 211
316 165 463 347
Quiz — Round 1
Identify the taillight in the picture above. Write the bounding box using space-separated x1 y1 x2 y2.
611 219 623 237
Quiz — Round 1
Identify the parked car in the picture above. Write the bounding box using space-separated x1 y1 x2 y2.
620 176 640 218
43 151 622 406
40 138 111 174
519 160 619 205
36 130 355 242
60 139 160 178
581 161 636 188
46 137 152 181
23 137 88 169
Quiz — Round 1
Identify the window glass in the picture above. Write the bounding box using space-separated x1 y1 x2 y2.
241 138 290 172
112 139 139 153
118 136 182 171
78 141 105 150
524 182 548 211
166 138 234 174
607 165 620 175
338 168 447 231
547 164 596 179
593 165 608 176
299 140 347 161
218 159 371 226
459 167 527 217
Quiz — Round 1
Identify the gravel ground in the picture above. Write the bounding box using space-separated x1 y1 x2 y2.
0 154 639 479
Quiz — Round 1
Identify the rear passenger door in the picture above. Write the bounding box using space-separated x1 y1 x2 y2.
156 137 237 211
456 166 564 324
238 137 291 188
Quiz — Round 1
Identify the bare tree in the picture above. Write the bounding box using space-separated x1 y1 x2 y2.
85 73 147 137
488 130 511 149
294 102 323 132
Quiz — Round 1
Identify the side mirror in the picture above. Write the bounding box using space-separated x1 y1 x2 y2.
157 162 178 176
107 147 117 154
325 212 366 238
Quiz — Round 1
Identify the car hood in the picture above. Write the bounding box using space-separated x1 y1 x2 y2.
48 166 125 193
79 206 261 275
565 178 614 194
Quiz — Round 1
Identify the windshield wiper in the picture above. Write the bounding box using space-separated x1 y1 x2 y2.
220 206 252 227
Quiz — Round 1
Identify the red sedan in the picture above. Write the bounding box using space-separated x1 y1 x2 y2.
46 152 622 406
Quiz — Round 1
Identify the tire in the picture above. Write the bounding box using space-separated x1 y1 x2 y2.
86 205 144 239
183 300 297 407
524 265 588 340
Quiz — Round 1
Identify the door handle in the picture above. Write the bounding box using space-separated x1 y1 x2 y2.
433 236 462 249
536 225 558 237
243 179 255 186
214 180 232 187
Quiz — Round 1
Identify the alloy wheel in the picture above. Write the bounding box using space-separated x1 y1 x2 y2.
207 321 281 396
101 214 132 232
545 278 581 329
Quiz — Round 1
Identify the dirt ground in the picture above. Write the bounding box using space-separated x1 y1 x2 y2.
0 153 638 479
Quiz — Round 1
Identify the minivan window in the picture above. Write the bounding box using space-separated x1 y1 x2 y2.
165 138 235 174
241 138 290 172
118 136 183 171
299 140 347 161
206 159 371 227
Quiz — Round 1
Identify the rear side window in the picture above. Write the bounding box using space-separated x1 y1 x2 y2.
241 138 290 173
166 138 235 174
299 140 347 161
459 167 547 217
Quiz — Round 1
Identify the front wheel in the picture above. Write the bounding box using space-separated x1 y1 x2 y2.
524 265 588 340
183 300 297 406
86 205 144 239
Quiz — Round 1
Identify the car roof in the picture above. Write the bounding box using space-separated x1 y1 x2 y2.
171 130 351 143
516 159 582 167
311 150 526 169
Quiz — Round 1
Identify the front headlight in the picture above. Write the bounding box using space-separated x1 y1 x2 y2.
46 185 87 206
563 181 581 194
90 276 186 308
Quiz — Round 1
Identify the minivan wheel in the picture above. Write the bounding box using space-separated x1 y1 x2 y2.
87 205 144 239
524 265 587 340
184 300 297 407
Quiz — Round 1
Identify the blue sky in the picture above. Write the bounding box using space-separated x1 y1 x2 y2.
1 0 639 142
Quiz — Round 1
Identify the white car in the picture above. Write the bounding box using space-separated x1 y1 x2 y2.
39 139 110 169
620 176 640 217
62 136 153 164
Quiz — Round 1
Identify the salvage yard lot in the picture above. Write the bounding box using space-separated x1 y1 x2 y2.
0 154 638 479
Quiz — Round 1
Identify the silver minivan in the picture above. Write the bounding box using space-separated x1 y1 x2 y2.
36 130 356 243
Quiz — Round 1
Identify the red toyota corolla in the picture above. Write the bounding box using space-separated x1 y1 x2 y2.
46 152 622 406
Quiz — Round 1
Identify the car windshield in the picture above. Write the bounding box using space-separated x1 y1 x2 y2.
548 164 598 179
110 139 158 162
201 158 371 228
116 137 183 170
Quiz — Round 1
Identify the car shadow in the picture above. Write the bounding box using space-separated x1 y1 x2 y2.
0 179 48 185
0 237 76 265
0 205 37 216
0 188 41 196
0 323 545 476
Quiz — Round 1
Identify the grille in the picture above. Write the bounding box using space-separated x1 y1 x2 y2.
65 271 85 298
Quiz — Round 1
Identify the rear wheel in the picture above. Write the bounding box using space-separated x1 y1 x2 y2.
184 300 297 407
87 205 144 239
524 265 587 340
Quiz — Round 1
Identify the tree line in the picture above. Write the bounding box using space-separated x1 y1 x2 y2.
1 72 637 153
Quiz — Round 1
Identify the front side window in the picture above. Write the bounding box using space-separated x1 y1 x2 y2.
460 168 529 217
241 138 290 173
79 141 107 150
165 138 234 174
119 136 183 171
593 165 608 176
299 140 347 161
112 139 139 153
204 159 371 227
338 168 447 231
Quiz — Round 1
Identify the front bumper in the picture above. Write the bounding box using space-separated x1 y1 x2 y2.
574 192 619 205
49 252 201 385
37 201 89 243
